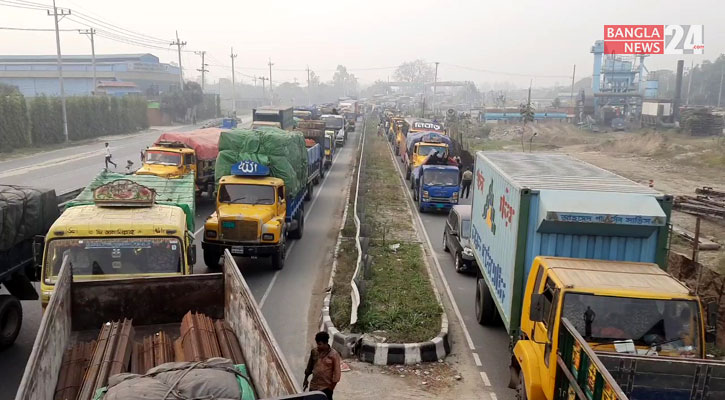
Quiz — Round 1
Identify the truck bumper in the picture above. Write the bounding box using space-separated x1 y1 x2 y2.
202 240 282 257
420 201 454 211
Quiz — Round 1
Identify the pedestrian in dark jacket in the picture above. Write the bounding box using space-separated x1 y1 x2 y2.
303 331 341 399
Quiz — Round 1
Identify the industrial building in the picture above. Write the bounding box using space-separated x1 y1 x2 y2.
0 53 180 97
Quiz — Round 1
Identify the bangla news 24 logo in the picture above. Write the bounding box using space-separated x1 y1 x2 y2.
603 25 704 55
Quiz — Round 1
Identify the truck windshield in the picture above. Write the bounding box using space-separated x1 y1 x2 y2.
145 151 181 166
562 293 701 358
45 237 182 283
322 116 344 129
423 170 459 187
219 184 275 205
418 144 448 157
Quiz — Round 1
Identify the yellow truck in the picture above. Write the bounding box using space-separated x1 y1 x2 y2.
203 129 309 270
511 256 722 400
36 172 197 307
136 128 222 197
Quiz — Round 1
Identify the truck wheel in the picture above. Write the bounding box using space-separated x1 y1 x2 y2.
289 209 304 239
203 248 222 270
305 184 313 201
0 295 22 349
405 167 411 180
443 234 450 252
271 241 286 270
475 278 499 326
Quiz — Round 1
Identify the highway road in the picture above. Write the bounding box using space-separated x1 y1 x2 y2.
0 118 356 397
388 140 514 400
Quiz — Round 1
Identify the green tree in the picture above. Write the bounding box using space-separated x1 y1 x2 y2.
394 59 435 91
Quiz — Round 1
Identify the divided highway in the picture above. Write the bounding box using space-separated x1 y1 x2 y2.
0 120 356 398
387 142 514 400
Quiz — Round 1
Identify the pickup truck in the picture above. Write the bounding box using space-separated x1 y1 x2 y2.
36 172 197 308
15 250 324 400
411 164 460 213
136 128 222 197
0 185 62 348
511 256 722 400
203 129 308 270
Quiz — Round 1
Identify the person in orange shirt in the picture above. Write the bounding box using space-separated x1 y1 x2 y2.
303 331 342 399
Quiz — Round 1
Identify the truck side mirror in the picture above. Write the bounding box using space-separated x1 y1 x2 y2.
33 235 45 279
529 293 546 323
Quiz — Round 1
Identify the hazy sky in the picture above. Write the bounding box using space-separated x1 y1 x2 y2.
1 0 723 88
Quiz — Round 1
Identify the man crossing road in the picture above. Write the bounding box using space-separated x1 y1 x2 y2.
104 142 117 170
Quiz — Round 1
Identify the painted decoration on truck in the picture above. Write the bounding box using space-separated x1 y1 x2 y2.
93 179 155 206
471 156 521 326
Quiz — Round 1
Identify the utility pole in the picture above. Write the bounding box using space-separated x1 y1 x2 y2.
171 31 186 89
306 65 311 105
230 47 237 113
433 61 439 115
268 58 274 105
569 64 576 109
48 0 70 142
79 28 97 95
195 50 208 92
718 64 724 107
259 76 268 100
686 60 694 105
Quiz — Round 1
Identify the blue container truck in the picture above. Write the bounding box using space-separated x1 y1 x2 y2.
412 165 460 212
304 143 322 201
470 152 673 336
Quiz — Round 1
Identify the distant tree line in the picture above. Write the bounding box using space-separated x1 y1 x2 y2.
0 83 148 152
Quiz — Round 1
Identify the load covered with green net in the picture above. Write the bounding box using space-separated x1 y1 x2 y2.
215 128 309 198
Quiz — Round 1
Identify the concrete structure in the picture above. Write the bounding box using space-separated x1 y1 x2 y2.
0 54 180 97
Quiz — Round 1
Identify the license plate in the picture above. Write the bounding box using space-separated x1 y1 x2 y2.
231 246 245 255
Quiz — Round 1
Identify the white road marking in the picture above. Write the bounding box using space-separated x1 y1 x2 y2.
385 141 477 351
480 371 491 386
489 392 498 400
473 352 482 367
258 141 346 309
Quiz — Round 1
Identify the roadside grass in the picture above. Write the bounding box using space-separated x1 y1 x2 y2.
330 238 356 330
355 243 441 343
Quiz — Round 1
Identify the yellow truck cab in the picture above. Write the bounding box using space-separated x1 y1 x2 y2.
324 131 335 166
38 179 195 307
412 142 449 167
512 256 707 400
137 144 195 178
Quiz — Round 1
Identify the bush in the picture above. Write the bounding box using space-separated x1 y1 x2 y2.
29 96 64 145
0 90 30 152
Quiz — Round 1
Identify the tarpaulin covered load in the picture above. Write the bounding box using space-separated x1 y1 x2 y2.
66 170 196 231
405 131 453 155
155 128 223 160
99 358 255 400
215 128 308 198
0 185 60 252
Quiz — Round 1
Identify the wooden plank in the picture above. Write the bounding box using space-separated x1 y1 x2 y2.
672 225 721 250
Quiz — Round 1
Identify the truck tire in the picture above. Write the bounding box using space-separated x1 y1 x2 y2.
203 248 222 270
305 184 313 201
271 241 286 270
405 167 411 180
475 278 499 326
289 209 304 239
0 295 22 349
443 234 450 252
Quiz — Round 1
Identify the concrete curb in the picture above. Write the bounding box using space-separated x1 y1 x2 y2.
319 119 451 365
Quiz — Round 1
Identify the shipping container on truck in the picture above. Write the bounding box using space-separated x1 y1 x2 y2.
470 152 673 336
253 106 295 130
16 251 325 400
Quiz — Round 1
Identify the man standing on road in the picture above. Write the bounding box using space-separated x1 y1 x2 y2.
104 143 117 170
461 167 473 199
303 331 341 399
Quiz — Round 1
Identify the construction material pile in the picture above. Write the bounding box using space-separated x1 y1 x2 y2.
54 311 254 400
0 185 59 252
215 128 308 197
681 108 725 136
66 171 196 231
674 186 725 221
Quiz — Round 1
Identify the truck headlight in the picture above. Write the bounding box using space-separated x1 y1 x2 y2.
463 247 474 257
205 230 217 239
262 233 274 241
422 191 429 199
452 192 459 200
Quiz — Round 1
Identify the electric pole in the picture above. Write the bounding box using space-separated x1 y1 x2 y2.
48 0 70 142
433 61 439 115
171 31 186 89
195 50 208 92
569 64 576 109
79 28 97 95
230 48 237 113
718 64 724 107
306 65 311 105
268 58 274 105
259 76 268 100
686 60 694 106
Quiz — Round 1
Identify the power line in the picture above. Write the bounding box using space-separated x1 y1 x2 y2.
0 26 76 31
442 62 570 79
0 0 49 10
